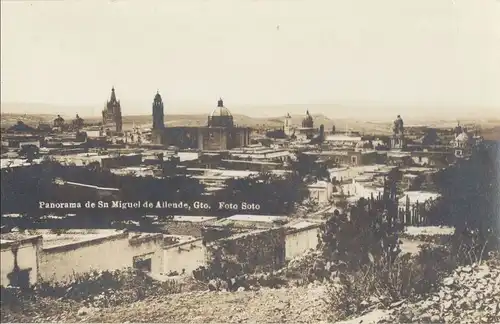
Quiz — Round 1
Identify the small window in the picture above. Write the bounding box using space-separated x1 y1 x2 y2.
133 254 152 272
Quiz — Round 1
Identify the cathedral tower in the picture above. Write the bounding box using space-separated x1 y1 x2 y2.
102 87 123 133
284 113 292 136
390 115 406 151
152 90 165 130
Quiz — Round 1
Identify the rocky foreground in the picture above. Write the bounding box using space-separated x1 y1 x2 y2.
380 262 500 324
3 260 500 323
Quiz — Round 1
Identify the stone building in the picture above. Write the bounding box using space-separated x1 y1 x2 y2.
284 113 292 136
102 87 123 133
390 115 406 151
293 110 320 139
152 91 165 131
151 95 251 151
453 128 472 158
53 115 65 128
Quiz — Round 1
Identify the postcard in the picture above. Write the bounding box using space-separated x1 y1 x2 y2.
1 0 499 323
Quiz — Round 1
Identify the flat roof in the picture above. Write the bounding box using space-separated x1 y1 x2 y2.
287 220 319 230
404 226 455 236
399 191 441 204
170 215 217 223
226 214 288 223
39 229 122 248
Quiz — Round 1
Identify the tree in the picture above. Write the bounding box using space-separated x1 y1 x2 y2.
19 145 39 163
433 141 500 256
318 174 402 269
212 171 308 215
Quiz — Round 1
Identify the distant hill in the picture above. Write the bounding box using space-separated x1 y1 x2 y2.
2 104 500 137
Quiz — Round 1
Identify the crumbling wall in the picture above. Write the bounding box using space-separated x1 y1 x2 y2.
165 221 212 237
205 228 286 279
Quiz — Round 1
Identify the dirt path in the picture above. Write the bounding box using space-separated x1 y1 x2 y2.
79 285 328 323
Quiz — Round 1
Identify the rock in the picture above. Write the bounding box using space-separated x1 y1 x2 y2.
419 313 432 321
390 300 405 308
77 307 92 317
443 277 455 287
457 299 469 309
237 287 245 292
208 279 218 291
430 314 441 323
443 300 453 310
398 310 414 323
462 266 473 273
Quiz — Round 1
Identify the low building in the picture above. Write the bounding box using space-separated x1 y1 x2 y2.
308 180 334 203
0 229 165 285
214 214 289 229
285 220 321 260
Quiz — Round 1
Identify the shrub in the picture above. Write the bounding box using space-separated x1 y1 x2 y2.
1 268 182 312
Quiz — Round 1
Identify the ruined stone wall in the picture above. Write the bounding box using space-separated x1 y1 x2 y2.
206 228 286 275
164 221 214 238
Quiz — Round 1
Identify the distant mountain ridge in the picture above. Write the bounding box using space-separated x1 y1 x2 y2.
2 102 500 136
2 101 499 121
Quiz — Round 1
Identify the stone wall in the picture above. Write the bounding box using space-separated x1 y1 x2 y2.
163 239 207 275
164 221 214 237
0 236 42 288
206 228 286 275
285 224 320 260
39 233 164 283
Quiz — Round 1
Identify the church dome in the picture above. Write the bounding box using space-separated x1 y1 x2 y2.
210 98 232 117
455 131 471 143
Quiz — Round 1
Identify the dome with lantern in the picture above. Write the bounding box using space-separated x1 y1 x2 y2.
208 98 234 127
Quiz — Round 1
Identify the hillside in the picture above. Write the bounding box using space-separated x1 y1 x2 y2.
2 112 500 138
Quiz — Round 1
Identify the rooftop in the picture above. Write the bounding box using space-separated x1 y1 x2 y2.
399 191 441 205
226 214 288 223
170 216 217 223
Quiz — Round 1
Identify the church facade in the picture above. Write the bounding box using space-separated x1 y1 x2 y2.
102 87 123 133
151 94 251 151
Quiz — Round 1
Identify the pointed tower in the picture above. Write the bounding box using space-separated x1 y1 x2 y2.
152 90 165 130
102 86 123 133
284 113 292 136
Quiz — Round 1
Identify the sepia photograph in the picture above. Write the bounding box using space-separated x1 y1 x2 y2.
0 0 499 323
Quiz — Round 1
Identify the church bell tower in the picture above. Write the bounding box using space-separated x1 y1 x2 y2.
152 90 165 130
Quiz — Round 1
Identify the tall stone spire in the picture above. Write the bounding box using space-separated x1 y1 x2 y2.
152 90 165 130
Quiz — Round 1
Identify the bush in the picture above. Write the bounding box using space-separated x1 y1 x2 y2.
1 268 182 312
325 244 458 322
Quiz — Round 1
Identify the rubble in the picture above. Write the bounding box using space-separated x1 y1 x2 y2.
379 262 500 324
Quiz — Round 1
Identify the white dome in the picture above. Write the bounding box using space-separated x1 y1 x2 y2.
210 106 232 117
455 132 470 143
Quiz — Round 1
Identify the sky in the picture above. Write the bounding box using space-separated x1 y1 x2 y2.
1 0 499 118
